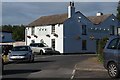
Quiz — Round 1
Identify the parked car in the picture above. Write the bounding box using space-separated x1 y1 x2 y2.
9 46 34 62
30 43 58 55
103 36 120 78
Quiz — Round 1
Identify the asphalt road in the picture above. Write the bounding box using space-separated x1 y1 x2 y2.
2 54 109 79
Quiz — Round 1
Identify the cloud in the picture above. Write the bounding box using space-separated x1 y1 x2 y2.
2 2 118 25
75 2 117 16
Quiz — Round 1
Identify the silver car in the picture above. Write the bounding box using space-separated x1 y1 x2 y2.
9 46 34 62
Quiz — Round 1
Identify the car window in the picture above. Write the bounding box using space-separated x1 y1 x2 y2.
38 43 45 47
30 43 38 47
107 38 119 49
12 46 29 51
30 43 48 47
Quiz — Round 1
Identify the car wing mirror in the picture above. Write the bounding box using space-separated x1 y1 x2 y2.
9 50 11 53
30 50 32 52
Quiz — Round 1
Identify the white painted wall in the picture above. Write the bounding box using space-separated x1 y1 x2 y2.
55 24 63 53
26 24 64 53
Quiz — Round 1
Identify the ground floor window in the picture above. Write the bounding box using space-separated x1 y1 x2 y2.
82 40 87 50
51 39 55 49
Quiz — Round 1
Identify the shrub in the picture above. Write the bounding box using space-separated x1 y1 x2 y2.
97 37 109 63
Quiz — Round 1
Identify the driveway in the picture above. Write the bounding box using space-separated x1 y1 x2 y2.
72 55 110 79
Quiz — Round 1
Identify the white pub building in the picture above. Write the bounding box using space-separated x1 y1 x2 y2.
25 2 120 54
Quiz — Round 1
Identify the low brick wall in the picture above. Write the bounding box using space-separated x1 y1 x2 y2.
0 41 25 46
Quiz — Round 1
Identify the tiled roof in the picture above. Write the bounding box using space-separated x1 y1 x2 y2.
28 13 112 27
87 14 112 24
28 13 68 27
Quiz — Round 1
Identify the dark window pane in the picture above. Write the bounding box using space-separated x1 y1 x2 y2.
82 25 86 35
82 40 87 50
110 25 114 35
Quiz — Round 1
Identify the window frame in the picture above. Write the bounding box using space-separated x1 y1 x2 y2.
82 25 87 35
110 25 114 35
31 27 35 35
51 25 55 34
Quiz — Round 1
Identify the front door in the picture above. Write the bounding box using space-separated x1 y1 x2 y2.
51 39 55 50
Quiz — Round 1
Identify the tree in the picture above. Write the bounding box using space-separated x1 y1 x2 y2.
2 25 25 41
117 0 120 21
12 25 25 41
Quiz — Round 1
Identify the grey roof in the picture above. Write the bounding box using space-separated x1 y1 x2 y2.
28 13 68 27
87 14 112 24
28 13 112 27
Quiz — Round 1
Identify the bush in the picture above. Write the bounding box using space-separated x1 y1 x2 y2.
97 37 108 63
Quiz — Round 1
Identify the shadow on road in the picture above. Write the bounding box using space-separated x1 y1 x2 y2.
4 60 55 65
32 60 55 63
3 69 41 75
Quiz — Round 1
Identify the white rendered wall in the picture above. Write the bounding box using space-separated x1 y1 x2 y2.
26 24 63 53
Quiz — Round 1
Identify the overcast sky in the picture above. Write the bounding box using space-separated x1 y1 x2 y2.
2 2 118 25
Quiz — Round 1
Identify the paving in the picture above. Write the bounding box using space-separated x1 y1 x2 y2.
73 55 109 78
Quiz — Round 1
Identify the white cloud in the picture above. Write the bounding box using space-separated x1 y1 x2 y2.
2 2 118 25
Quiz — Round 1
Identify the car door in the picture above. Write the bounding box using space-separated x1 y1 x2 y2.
117 40 120 66
104 38 120 63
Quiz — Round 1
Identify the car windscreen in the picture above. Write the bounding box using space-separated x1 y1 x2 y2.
12 46 29 51
30 43 48 47
30 43 38 47
38 43 46 47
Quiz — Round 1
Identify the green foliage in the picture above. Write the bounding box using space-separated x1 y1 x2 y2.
2 25 25 41
97 37 109 63
117 1 120 21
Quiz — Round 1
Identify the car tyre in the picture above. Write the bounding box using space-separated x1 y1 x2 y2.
108 62 119 78
29 55 34 63
40 50 43 55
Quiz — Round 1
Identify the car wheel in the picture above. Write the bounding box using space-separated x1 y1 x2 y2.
40 50 43 55
31 55 34 62
108 62 119 78
28 55 34 63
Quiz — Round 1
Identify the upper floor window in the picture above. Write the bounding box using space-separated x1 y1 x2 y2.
31 27 35 35
82 25 87 35
110 25 114 35
117 27 120 35
51 25 55 34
